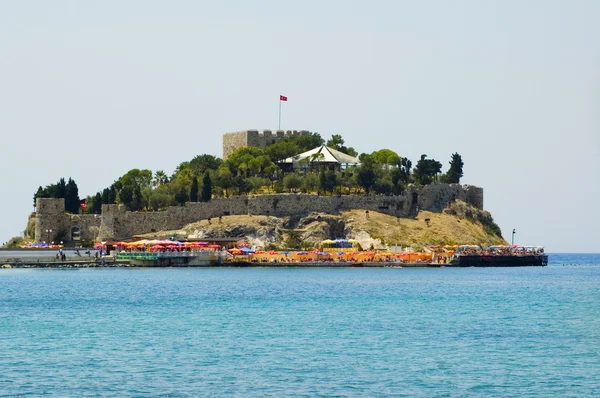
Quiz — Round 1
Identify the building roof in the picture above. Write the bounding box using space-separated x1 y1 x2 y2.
280 145 360 165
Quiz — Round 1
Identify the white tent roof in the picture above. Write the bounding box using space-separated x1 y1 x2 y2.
280 146 360 165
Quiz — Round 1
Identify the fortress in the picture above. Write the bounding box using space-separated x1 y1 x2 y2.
32 129 484 244
223 129 313 159
34 184 484 244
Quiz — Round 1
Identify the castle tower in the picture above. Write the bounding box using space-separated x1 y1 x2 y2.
34 198 70 243
222 129 312 159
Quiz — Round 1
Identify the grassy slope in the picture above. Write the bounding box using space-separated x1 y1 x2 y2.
142 205 506 249
341 209 507 249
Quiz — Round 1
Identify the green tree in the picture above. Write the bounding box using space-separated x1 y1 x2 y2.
217 167 233 197
174 185 189 206
86 192 103 214
412 154 442 186
326 134 358 157
319 168 337 194
118 185 134 209
440 153 464 184
264 164 281 192
371 149 401 169
266 140 299 162
120 169 152 190
201 172 212 202
283 172 302 192
56 178 67 199
152 170 169 187
190 176 199 202
357 156 376 194
33 186 44 208
107 184 117 204
301 172 319 193
326 134 344 150
296 133 325 152
189 154 222 176
132 185 144 211
148 186 173 210
373 171 393 195
64 178 80 213
234 175 252 195
247 176 268 193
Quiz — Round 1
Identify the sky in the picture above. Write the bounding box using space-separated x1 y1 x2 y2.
1 1 598 252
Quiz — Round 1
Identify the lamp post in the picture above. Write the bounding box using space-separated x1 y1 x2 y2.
511 229 516 246
45 229 52 244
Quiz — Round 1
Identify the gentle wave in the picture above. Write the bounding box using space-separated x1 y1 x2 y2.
1 255 599 396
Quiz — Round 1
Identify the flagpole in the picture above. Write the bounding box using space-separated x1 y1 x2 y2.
278 98 282 130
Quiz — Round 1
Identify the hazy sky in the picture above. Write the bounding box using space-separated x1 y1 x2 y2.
1 1 598 252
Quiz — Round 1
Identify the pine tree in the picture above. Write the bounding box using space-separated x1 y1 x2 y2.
56 178 67 199
34 186 44 208
357 156 376 194
102 188 110 204
201 172 212 202
190 176 199 202
175 185 189 206
64 178 80 213
92 192 103 214
441 153 464 184
108 184 117 204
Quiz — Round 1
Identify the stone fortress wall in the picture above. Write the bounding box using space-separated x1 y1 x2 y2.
34 198 102 244
34 184 483 243
223 129 313 159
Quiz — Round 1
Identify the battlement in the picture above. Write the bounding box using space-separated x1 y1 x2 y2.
33 184 484 242
223 129 313 159
32 198 101 244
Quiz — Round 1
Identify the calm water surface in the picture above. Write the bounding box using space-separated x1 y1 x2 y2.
1 254 599 397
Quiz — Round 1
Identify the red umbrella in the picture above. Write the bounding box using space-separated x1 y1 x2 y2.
238 243 250 247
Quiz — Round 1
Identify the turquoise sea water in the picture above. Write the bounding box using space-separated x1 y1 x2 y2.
1 254 599 397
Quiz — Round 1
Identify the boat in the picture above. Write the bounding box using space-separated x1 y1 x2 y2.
448 245 548 267
116 250 222 267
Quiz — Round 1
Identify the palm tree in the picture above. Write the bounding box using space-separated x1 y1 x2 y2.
153 170 168 188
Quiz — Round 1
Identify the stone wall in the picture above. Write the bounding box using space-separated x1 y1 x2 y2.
222 129 312 159
96 184 483 240
34 198 102 244
34 184 484 242
464 185 484 210
417 184 473 212
35 198 70 243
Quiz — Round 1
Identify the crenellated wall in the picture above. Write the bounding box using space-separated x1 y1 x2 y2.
464 185 484 210
34 184 484 242
95 184 483 240
34 198 102 244
222 129 312 159
35 198 70 243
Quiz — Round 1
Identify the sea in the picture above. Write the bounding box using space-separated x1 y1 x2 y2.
1 253 598 397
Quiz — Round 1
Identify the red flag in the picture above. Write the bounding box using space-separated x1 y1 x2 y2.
280 95 287 101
